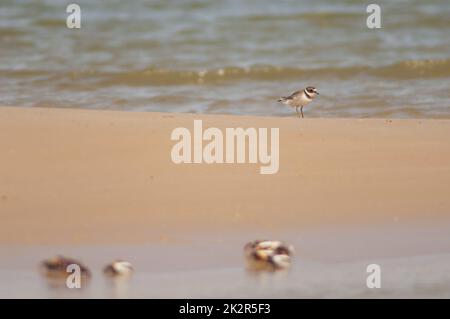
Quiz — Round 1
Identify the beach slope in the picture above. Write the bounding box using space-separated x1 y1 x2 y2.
0 106 450 244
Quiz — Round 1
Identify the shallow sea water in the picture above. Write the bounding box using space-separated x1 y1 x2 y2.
1 0 449 118
1 221 450 298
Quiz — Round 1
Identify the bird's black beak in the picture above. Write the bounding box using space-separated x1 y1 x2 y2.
315 92 319 95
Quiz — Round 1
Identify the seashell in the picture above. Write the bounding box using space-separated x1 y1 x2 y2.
103 260 134 277
244 240 294 271
41 255 91 278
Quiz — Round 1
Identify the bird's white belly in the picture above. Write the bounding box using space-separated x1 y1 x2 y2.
293 95 312 106
298 95 312 105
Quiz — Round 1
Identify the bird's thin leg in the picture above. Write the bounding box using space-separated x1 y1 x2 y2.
301 106 304 118
296 106 301 118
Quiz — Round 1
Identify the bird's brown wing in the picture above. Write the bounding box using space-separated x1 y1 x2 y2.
285 90 302 100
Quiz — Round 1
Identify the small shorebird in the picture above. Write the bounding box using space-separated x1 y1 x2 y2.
244 240 294 271
278 86 319 118
103 260 134 277
41 255 91 278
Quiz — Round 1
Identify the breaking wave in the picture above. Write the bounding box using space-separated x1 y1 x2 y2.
2 59 450 87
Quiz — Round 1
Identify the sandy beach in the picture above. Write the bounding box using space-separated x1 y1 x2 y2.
2 0 450 300
1 106 450 298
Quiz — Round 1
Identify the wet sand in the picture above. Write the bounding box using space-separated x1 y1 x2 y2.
0 106 450 298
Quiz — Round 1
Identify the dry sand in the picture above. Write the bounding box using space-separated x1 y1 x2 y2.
0 106 450 298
